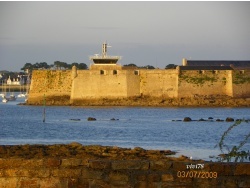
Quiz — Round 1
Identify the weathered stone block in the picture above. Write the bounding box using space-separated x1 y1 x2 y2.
82 168 103 180
0 169 4 177
0 159 23 168
39 177 66 188
109 172 129 182
5 169 30 177
0 177 18 188
238 179 250 188
44 158 61 167
172 162 188 171
150 160 172 171
148 182 162 188
235 163 250 175
110 181 130 187
210 163 233 176
61 158 82 167
88 179 110 188
5 168 50 178
161 174 174 182
135 181 147 188
51 169 81 178
112 160 149 170
88 160 111 169
136 175 147 181
222 164 235 176
28 169 51 178
223 178 238 187
148 174 161 182
19 178 39 188
193 178 217 188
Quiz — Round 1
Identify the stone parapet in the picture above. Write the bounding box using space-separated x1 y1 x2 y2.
0 158 249 187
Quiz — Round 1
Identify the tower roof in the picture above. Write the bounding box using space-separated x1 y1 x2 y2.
89 42 121 64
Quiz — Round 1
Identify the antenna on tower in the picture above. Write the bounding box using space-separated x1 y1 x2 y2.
102 41 112 57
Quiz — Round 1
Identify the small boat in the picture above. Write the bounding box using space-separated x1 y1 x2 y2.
17 93 26 98
2 97 8 103
0 93 5 98
7 94 16 101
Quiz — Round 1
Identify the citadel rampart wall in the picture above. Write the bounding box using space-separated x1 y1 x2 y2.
232 70 250 98
28 70 72 105
27 67 250 105
71 70 128 101
177 70 233 98
139 69 178 98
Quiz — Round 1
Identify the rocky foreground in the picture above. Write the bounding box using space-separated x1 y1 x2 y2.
0 143 195 162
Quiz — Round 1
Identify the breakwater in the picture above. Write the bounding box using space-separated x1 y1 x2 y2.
0 144 249 188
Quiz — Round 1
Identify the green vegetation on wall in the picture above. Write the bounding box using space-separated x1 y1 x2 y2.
46 71 56 88
233 73 250 84
222 77 227 85
179 74 218 86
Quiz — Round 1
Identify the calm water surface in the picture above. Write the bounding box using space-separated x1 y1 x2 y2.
0 96 249 161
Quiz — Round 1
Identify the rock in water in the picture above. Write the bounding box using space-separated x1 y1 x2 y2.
183 117 192 122
87 117 96 121
226 117 234 122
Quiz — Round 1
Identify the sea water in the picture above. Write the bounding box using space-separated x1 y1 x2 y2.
0 96 249 161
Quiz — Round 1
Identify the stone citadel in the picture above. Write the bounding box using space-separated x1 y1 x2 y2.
27 43 250 106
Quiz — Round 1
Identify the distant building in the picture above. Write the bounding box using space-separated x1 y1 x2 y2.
6 76 23 85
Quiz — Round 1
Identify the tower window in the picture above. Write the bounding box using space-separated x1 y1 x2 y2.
113 70 118 75
134 70 139 75
100 70 105 75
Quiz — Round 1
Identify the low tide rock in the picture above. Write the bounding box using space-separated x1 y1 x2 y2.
226 117 234 122
87 117 96 121
183 117 192 122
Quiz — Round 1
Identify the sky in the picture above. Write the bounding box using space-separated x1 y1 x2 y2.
0 1 250 72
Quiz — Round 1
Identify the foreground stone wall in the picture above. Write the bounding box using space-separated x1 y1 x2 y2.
0 158 249 188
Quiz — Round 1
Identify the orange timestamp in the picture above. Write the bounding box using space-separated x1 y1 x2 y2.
177 171 217 178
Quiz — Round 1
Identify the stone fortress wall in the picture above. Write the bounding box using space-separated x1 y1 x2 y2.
27 61 250 105
28 70 72 104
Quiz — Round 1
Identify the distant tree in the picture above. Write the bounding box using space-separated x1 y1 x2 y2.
140 65 155 69
123 63 137 67
54 61 68 70
69 62 88 70
165 64 178 69
39 62 50 69
21 63 33 71
77 63 88 70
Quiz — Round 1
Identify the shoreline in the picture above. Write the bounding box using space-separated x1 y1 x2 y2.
26 96 250 107
0 143 195 162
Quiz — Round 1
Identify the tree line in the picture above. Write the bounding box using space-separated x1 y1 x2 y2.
21 61 88 72
20 61 179 72
123 63 178 69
